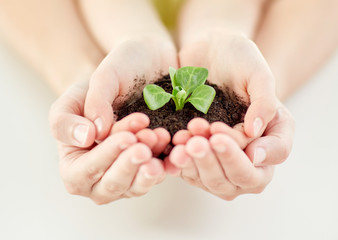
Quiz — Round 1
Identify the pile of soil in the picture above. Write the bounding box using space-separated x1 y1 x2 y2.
116 75 248 137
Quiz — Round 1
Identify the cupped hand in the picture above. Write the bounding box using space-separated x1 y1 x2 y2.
49 81 170 204
179 32 277 138
166 100 295 200
84 35 178 140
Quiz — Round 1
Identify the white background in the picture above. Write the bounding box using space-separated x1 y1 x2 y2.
0 40 337 240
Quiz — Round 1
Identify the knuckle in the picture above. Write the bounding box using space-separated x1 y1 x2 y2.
251 185 266 194
181 175 204 188
104 182 125 195
182 176 198 185
128 191 147 198
231 171 254 186
205 179 226 192
86 165 103 182
276 137 292 164
92 197 110 205
221 194 238 201
119 165 134 177
49 115 61 139
64 183 82 196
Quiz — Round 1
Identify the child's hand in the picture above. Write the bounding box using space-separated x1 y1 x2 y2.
49 81 169 204
166 101 295 200
179 33 277 138
84 35 178 141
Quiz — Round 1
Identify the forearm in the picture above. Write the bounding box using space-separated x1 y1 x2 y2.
255 0 338 100
178 0 268 46
0 0 104 95
79 0 172 53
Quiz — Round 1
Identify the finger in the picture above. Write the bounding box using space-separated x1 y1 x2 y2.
185 136 237 193
169 145 200 187
136 128 158 149
210 133 271 189
187 118 210 138
84 59 120 140
90 143 152 205
172 130 192 145
244 64 277 138
61 131 137 196
245 106 295 166
126 158 164 197
210 122 252 149
49 112 96 148
164 156 181 176
152 128 171 156
49 83 96 148
111 113 150 134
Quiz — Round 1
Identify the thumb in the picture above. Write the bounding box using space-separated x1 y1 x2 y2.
49 83 96 147
49 112 96 148
244 69 277 138
84 61 120 140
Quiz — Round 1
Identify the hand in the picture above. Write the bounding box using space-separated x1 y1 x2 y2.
179 32 277 138
49 81 170 204
84 35 178 140
166 101 295 200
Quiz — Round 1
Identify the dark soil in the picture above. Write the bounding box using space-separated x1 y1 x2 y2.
116 75 248 137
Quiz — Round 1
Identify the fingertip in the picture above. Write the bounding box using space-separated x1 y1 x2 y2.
169 145 191 168
129 113 150 132
172 130 192 145
209 133 235 153
185 136 210 158
152 128 171 155
131 143 153 164
50 112 96 147
210 121 230 135
74 122 96 147
136 129 158 149
114 131 138 149
84 68 119 140
153 128 171 143
187 117 210 137
244 97 277 138
164 157 181 176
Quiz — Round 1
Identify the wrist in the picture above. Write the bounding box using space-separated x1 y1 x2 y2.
178 0 266 47
180 28 248 49
45 46 104 95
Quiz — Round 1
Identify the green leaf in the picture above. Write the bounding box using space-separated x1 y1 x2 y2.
173 88 187 110
172 86 182 96
143 84 172 110
187 85 216 114
175 66 208 96
169 66 177 88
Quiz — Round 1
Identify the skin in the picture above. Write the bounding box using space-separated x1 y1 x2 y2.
1 0 337 203
50 79 171 204
167 0 334 199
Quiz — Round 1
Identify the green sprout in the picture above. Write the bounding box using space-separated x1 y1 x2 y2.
143 66 216 114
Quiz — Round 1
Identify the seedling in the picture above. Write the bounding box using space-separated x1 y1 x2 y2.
143 66 216 114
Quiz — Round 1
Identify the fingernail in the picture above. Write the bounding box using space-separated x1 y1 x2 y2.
253 147 266 166
130 120 141 130
213 144 226 153
73 125 89 145
131 157 146 164
253 117 263 137
191 150 207 158
94 118 103 134
144 171 155 179
119 143 130 150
